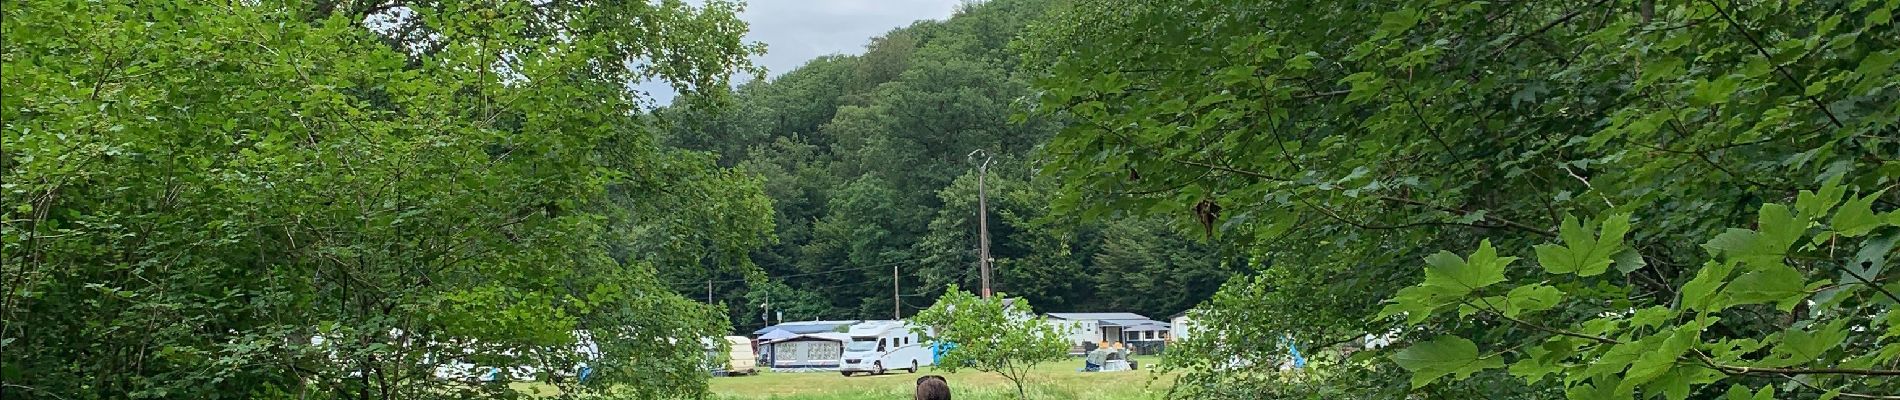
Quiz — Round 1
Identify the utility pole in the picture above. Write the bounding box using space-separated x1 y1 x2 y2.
967 149 994 299
707 280 713 303
893 263 901 320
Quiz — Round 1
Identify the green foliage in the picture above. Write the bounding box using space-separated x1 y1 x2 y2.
1381 191 1900 398
910 285 1070 400
659 0 1236 330
1159 275 1416 399
1021 0 1900 397
1391 336 1504 389
1535 215 1634 277
1 0 764 398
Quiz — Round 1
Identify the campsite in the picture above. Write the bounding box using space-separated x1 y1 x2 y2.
9 0 1899 399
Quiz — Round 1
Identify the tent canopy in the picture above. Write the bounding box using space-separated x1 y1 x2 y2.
757 329 796 341
1119 324 1170 332
1100 319 1170 329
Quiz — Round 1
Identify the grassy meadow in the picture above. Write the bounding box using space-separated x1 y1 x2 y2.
708 356 1174 400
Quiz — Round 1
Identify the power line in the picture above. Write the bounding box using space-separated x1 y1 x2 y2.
770 280 933 295
762 258 919 282
665 257 921 288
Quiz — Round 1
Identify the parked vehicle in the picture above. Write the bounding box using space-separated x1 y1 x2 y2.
838 320 932 376
707 336 759 376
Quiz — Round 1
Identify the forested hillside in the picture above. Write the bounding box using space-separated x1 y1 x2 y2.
656 0 1242 331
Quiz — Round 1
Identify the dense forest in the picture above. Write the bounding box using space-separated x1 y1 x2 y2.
653 0 1243 332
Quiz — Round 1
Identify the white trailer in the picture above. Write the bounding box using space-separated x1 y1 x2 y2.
838 320 932 376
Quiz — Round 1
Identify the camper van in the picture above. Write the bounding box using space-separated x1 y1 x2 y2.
838 320 932 376
707 336 759 376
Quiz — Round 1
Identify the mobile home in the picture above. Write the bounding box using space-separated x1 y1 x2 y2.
838 320 932 376
1044 313 1171 354
761 332 851 372
1170 310 1198 341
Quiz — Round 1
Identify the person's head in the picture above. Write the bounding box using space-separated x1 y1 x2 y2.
915 375 950 400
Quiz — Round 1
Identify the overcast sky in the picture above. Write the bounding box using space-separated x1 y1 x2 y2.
636 0 965 105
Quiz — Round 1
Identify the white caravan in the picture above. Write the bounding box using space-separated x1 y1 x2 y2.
838 320 932 376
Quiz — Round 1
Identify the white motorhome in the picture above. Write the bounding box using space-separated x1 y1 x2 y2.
838 320 932 376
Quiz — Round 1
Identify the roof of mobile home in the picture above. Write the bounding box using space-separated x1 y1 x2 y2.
751 320 860 336
1046 312 1171 331
759 332 851 344
1045 312 1151 321
845 320 915 336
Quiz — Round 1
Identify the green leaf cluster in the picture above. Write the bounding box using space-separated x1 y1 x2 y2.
1018 0 1900 397
910 285 1072 400
1 1 766 398
1378 182 1900 398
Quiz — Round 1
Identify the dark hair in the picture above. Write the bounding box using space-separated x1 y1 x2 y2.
914 375 950 400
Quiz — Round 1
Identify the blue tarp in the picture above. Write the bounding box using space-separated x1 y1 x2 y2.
932 342 958 364
1282 334 1307 368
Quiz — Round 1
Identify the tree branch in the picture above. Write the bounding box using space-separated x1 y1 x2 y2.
1702 0 1846 129
1693 350 1900 377
1776 372 1900 399
1377 196 1557 237
1488 0 1616 58
1836 265 1900 310
1299 196 1508 232
1169 159 1292 181
1473 301 1900 379
1465 300 1620 345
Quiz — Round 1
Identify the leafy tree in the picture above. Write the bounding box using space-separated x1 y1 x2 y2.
1089 218 1242 319
739 280 831 325
2 1 762 399
602 147 777 327
1021 0 1899 398
911 285 1071 400
916 168 1092 310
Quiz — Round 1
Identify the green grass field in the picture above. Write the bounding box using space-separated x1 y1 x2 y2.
709 356 1174 400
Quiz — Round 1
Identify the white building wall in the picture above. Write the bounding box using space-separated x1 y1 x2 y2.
1048 319 1100 346
1170 315 1194 341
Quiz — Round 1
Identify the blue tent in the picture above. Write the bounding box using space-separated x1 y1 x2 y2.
931 342 958 364
1282 334 1307 368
